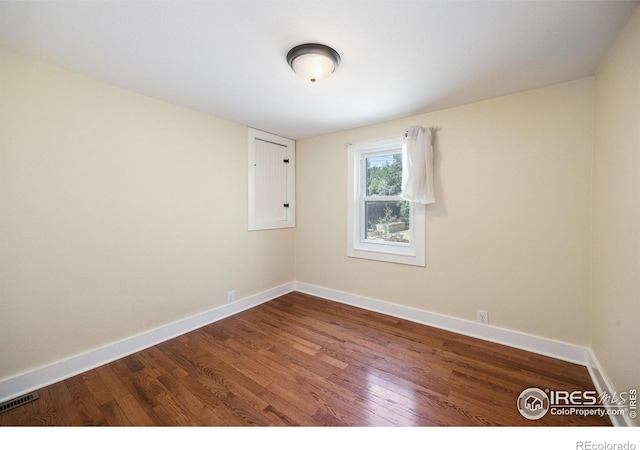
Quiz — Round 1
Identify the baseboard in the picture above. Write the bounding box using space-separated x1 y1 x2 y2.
587 350 632 427
0 282 296 404
295 281 589 366
2 280 620 427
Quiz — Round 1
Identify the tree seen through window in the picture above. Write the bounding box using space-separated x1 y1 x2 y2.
365 153 410 243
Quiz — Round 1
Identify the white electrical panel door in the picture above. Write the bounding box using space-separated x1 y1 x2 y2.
248 129 295 230
255 139 288 222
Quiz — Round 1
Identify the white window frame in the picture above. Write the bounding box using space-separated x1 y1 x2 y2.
348 136 425 266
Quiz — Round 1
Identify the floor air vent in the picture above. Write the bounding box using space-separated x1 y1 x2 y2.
0 392 39 414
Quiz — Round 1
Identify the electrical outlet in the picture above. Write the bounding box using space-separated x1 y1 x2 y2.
227 290 235 303
477 310 489 325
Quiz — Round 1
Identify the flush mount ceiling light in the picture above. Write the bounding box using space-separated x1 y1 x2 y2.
287 43 341 83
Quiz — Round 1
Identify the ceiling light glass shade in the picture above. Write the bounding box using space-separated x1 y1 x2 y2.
287 43 340 83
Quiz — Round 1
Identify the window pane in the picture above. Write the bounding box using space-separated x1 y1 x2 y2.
366 154 402 196
364 200 410 243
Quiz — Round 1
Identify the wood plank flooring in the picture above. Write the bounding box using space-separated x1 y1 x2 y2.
0 291 610 426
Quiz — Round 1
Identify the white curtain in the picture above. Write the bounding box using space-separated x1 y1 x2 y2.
400 126 435 205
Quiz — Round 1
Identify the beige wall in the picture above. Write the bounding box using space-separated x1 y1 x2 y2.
0 51 295 381
296 78 595 346
592 8 640 425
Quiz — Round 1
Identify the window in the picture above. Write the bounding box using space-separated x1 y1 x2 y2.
248 128 295 231
348 136 425 266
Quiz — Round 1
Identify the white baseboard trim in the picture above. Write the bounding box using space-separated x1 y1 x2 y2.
4 281 621 427
295 281 590 366
587 350 632 427
0 282 296 404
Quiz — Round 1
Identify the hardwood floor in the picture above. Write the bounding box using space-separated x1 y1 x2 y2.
0 292 610 426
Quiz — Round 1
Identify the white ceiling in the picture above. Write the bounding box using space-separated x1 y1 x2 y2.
0 1 637 140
